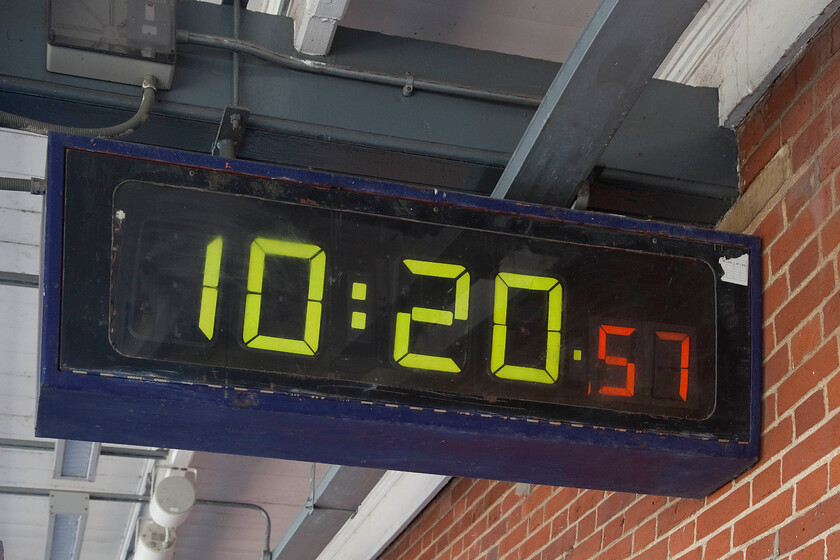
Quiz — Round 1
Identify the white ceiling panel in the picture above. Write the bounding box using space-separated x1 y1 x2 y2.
340 0 601 62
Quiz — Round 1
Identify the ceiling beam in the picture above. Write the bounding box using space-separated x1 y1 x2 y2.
271 466 385 560
288 0 351 55
491 0 706 207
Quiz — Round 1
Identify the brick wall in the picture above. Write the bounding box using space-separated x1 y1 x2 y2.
379 11 840 560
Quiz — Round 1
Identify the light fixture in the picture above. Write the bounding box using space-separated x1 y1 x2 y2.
133 519 176 560
53 440 101 481
149 473 196 528
44 491 88 560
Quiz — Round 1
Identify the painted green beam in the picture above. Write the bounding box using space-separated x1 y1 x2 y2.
492 0 708 207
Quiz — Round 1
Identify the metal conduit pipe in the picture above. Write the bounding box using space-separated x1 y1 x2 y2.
0 76 158 138
176 30 543 108
0 438 170 460
0 485 273 559
0 75 512 168
0 177 45 194
0 177 31 192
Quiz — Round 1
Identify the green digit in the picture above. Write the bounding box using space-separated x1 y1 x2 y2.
198 236 223 340
393 259 470 373
491 272 562 384
242 238 326 355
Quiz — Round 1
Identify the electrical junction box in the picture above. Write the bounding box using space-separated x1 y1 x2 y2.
47 0 176 89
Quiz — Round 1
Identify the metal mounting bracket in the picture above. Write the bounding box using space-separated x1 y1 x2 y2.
212 105 250 158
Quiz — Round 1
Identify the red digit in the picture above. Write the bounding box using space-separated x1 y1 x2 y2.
595 325 636 397
656 331 690 401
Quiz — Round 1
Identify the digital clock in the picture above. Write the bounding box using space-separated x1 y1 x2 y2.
110 180 716 421
38 134 761 497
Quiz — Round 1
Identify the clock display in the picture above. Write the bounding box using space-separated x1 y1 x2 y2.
109 180 716 420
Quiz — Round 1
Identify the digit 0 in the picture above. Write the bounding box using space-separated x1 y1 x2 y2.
393 259 470 373
490 272 562 384
242 238 326 355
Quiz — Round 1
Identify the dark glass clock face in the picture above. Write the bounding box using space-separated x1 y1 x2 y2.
109 180 717 420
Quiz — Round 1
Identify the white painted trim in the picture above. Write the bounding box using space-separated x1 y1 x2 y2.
656 0 750 84
288 0 351 55
656 0 839 125
316 471 450 560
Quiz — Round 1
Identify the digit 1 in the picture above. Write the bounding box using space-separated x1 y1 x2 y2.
198 236 223 340
655 331 690 401
242 238 326 355
490 272 562 384
593 325 635 397
393 259 470 373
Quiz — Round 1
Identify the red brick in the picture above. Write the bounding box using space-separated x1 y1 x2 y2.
777 338 838 413
745 533 776 560
783 412 840 482
597 535 632 560
724 552 745 560
499 521 528 556
829 530 840 560
794 389 826 437
832 13 840 52
790 314 823 368
743 126 782 188
706 481 735 506
823 287 840 335
789 236 820 289
764 393 778 425
775 259 835 345
697 485 750 539
761 416 793 463
548 513 569 544
819 132 840 182
831 452 840 488
541 526 574 560
733 488 793 546
764 274 789 325
815 52 840 108
830 367 840 410
764 324 778 361
792 540 825 560
821 211 840 258
796 463 828 511
796 30 833 88
480 517 507 551
770 186 833 278
752 460 781 504
602 516 624 546
596 492 634 527
755 204 785 248
782 90 815 144
676 547 703 560
624 495 666 528
569 490 603 522
792 108 830 172
668 520 695 556
522 485 551 519
544 487 576 519
765 344 791 390
519 523 550 560
764 70 799 127
634 538 669 560
576 510 595 540
632 519 656 553
739 110 769 161
567 529 601 560
705 528 733 560
657 499 701 538
781 491 840 554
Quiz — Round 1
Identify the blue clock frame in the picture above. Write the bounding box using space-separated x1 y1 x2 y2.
37 133 761 497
